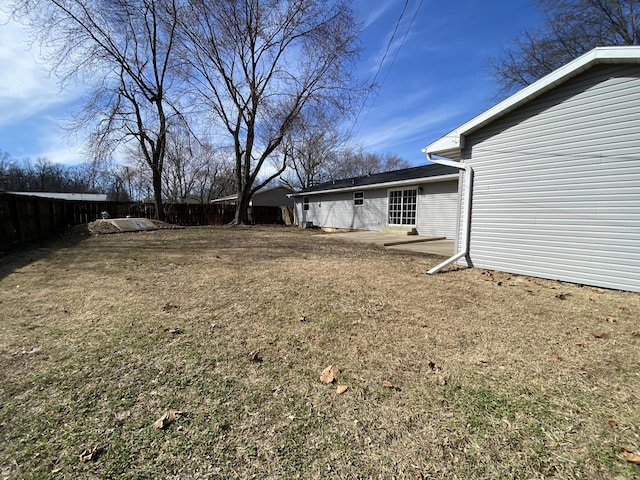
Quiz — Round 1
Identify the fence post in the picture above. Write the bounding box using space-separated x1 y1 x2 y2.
9 195 25 244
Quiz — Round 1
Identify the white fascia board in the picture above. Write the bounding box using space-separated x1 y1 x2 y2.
210 195 237 203
289 174 459 197
425 46 640 156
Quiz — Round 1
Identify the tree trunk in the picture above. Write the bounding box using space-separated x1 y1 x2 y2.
152 167 166 222
233 188 251 225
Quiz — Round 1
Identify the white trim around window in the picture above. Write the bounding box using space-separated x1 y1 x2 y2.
387 187 418 226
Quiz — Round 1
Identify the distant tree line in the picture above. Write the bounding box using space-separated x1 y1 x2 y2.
0 137 409 204
0 146 238 204
0 150 120 198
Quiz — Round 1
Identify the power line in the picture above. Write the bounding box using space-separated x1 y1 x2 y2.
348 0 424 142
370 0 409 91
379 0 424 88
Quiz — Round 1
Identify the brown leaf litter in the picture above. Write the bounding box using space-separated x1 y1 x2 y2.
319 365 339 384
153 410 182 429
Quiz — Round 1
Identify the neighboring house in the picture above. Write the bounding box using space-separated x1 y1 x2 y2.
210 186 294 207
9 192 109 202
290 164 459 238
424 46 640 292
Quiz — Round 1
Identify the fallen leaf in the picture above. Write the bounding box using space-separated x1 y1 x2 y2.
555 293 570 300
428 361 442 371
248 351 262 363
336 384 349 395
631 331 640 337
153 409 182 429
608 420 618 428
319 365 339 384
382 380 400 390
575 341 588 348
551 353 563 362
621 447 640 464
79 445 103 462
591 332 609 339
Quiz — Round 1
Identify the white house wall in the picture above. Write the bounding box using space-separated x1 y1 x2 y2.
294 179 459 238
416 180 458 238
461 63 640 292
297 190 387 230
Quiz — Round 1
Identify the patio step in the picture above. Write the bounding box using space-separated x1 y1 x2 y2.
381 226 418 236
382 236 446 247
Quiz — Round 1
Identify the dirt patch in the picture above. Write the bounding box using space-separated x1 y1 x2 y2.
0 226 639 479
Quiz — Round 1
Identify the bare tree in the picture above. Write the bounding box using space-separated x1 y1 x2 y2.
11 0 184 220
279 109 348 190
0 150 124 194
162 129 204 204
162 130 236 204
178 0 363 224
490 0 640 97
191 145 236 204
325 148 410 181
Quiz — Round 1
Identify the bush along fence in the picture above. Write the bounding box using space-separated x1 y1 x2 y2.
0 192 293 251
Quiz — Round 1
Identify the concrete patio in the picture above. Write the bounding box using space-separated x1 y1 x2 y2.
324 230 455 257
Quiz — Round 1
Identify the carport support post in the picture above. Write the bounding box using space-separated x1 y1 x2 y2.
424 154 473 275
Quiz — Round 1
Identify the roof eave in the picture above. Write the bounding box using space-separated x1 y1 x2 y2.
425 46 640 157
290 173 459 197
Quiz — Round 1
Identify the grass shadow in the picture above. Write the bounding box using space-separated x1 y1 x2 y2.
0 225 94 281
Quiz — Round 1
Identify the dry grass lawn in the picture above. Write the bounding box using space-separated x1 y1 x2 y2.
1 225 639 479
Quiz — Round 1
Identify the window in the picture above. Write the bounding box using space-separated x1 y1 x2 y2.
354 191 364 206
388 188 417 225
303 196 310 211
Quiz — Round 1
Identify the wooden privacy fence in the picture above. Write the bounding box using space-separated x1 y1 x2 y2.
139 203 291 226
0 192 115 250
0 192 293 250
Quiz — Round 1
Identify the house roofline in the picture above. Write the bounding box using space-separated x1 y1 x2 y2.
210 185 293 203
288 173 459 197
425 46 640 156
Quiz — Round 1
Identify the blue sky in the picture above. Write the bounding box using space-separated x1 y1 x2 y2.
0 0 542 167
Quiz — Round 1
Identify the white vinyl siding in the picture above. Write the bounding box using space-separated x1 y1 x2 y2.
416 180 459 239
294 179 458 237
296 190 388 230
460 64 640 292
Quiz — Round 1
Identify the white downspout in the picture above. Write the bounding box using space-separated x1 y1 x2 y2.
424 152 473 275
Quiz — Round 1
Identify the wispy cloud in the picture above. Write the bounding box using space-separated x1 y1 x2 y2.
357 0 395 28
354 106 462 158
0 13 81 127
362 2 422 80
